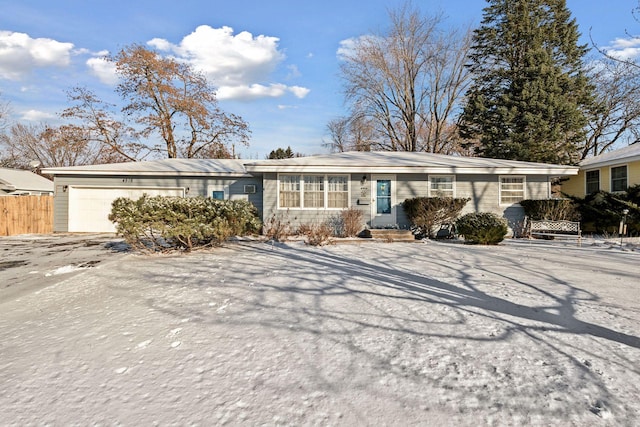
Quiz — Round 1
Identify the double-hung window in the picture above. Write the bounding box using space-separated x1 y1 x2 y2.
278 174 349 209
303 175 324 208
585 170 600 194
327 176 349 208
500 176 525 205
611 165 628 192
279 175 301 208
430 175 454 197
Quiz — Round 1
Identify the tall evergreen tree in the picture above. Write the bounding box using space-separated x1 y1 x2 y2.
459 0 593 165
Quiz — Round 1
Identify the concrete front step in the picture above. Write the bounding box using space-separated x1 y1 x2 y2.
360 229 417 242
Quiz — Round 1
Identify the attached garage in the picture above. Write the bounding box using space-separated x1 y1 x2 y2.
42 159 262 233
68 186 185 232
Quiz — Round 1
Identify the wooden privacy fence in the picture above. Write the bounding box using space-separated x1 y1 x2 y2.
0 195 53 236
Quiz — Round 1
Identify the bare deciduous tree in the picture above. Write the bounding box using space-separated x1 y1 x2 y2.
335 3 472 153
62 86 147 162
583 59 640 158
324 116 374 152
0 122 122 168
113 44 249 159
0 94 9 133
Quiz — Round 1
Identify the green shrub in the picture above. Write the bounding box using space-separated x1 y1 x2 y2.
109 195 262 252
568 188 639 235
519 199 580 221
456 212 508 245
402 197 470 239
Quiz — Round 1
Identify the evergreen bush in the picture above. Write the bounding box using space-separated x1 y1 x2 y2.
402 197 470 239
456 212 508 245
569 187 639 234
109 195 261 252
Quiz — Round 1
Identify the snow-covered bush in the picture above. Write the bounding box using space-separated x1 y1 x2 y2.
402 197 469 239
456 212 508 245
109 195 261 252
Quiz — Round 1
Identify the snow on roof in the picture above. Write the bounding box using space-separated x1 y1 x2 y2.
0 168 54 193
41 152 579 177
245 151 578 175
42 158 252 177
580 143 640 168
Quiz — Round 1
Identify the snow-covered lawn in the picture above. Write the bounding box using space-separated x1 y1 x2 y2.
1 238 639 425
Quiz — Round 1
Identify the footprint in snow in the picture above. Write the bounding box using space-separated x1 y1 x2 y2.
137 340 152 348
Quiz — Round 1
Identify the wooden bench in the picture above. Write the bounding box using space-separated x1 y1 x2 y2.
528 219 582 246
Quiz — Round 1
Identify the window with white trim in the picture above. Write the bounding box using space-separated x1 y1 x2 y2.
500 176 525 205
430 175 454 197
279 175 301 208
327 175 349 208
585 170 600 194
611 165 628 192
303 175 324 208
278 174 349 209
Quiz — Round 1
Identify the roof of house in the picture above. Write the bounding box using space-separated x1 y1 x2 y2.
580 143 640 168
41 152 579 177
42 158 253 177
245 151 579 175
0 168 54 194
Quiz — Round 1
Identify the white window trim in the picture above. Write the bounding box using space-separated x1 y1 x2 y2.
428 174 456 198
277 173 350 210
499 175 526 206
609 164 628 193
584 168 601 194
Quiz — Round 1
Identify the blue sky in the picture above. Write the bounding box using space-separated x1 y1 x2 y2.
1 0 639 159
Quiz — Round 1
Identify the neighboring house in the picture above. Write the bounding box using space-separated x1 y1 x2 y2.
0 168 54 196
562 143 640 198
42 152 578 234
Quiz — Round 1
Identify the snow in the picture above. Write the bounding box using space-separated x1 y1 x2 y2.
0 236 639 425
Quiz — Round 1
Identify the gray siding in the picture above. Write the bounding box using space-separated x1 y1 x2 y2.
262 172 550 233
52 174 262 233
262 173 370 231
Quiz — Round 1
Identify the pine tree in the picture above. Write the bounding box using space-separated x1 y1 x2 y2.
267 146 295 159
459 0 593 165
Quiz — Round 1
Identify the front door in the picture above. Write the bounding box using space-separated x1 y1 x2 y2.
371 175 396 228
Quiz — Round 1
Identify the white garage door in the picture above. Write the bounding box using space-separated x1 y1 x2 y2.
68 187 185 232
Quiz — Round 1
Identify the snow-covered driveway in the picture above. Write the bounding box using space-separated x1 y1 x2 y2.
1 239 639 425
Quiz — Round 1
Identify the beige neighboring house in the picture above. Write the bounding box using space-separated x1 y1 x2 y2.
563 143 640 197
0 168 54 196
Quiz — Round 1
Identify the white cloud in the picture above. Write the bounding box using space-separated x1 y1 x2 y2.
286 64 301 79
336 35 382 60
289 86 310 99
217 83 288 101
0 31 74 80
337 38 358 60
21 109 55 121
604 37 640 61
217 83 310 101
148 25 308 101
86 56 119 85
150 25 284 87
